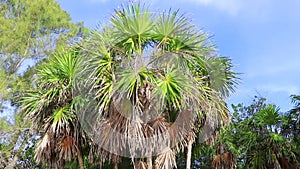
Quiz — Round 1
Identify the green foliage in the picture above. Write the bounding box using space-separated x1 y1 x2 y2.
5 1 299 169
192 96 300 169
0 0 85 106
0 112 34 168
282 95 300 163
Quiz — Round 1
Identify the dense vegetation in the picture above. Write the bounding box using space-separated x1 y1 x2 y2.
0 1 299 169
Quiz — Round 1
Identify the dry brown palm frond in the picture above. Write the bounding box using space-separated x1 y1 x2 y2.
213 152 236 169
58 135 77 161
145 116 170 156
213 154 221 169
34 132 63 168
135 160 147 169
148 116 168 138
168 109 197 152
97 149 121 168
154 147 177 169
278 156 299 169
223 152 236 169
91 101 148 159
34 132 52 165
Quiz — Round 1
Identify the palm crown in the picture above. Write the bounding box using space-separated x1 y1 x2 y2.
78 3 238 168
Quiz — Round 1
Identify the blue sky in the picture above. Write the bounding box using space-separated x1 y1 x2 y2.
56 0 300 112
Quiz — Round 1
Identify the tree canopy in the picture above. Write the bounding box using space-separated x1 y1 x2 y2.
0 0 85 107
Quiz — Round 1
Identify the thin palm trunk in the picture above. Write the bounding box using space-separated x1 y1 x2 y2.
113 161 118 169
147 157 152 169
186 139 193 169
77 147 84 169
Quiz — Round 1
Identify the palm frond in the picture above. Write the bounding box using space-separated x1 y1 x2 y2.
205 56 239 97
59 136 77 161
153 9 206 52
154 147 177 169
111 3 153 53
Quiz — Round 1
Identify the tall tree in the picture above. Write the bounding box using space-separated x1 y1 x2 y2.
0 0 84 108
77 3 238 169
21 49 88 168
0 0 86 167
20 3 238 168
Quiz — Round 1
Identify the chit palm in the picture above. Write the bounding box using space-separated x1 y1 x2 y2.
78 3 238 169
21 50 87 169
20 3 238 169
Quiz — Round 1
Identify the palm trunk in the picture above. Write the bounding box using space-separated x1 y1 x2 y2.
77 148 84 169
113 161 118 169
186 139 193 169
219 144 224 169
147 157 152 169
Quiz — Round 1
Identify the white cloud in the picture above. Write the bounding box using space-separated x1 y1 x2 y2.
183 0 272 17
258 84 299 95
187 0 241 15
86 0 109 4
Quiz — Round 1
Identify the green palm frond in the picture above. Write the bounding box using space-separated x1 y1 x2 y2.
154 9 186 36
289 94 300 115
115 65 154 96
51 106 73 133
83 50 114 113
153 9 206 52
111 3 153 53
291 94 300 106
37 50 81 86
155 72 181 109
154 67 198 110
206 56 239 97
21 50 80 122
256 105 280 126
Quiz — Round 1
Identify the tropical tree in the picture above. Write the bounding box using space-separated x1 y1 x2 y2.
77 3 238 169
211 96 300 169
20 49 89 169
0 0 86 167
281 95 300 168
19 2 238 168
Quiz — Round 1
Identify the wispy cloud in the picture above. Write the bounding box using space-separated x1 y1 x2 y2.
86 0 109 4
182 0 272 18
186 0 241 15
258 84 299 95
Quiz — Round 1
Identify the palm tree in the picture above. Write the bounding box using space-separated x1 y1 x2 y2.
220 97 299 169
20 49 87 169
281 95 300 168
78 3 238 169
